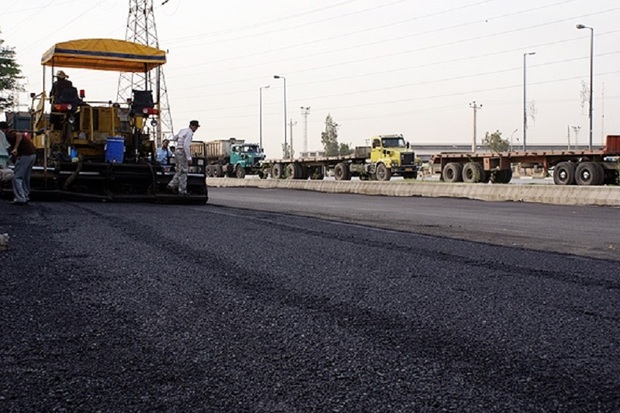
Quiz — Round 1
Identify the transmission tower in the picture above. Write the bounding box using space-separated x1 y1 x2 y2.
117 0 173 145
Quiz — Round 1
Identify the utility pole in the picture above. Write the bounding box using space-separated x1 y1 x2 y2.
288 119 297 159
601 82 605 145
117 0 174 145
300 106 311 155
469 101 482 152
523 51 535 152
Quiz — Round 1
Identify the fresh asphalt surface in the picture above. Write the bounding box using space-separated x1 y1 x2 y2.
1 194 619 412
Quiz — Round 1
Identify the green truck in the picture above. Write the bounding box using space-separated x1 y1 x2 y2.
202 138 266 178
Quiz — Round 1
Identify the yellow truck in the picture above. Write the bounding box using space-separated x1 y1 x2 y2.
260 134 418 181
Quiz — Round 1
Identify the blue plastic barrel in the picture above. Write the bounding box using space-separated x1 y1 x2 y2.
105 137 125 163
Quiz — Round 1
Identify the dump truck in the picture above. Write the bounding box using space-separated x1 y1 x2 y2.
430 135 620 185
260 134 418 181
0 38 208 203
200 138 266 178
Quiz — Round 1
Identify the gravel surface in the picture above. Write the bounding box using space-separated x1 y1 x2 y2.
1 201 618 412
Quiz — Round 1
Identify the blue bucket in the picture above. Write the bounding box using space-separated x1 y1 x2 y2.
105 137 125 163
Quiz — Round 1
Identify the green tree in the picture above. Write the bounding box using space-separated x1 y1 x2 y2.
0 34 23 111
339 142 353 155
321 114 340 156
483 130 509 153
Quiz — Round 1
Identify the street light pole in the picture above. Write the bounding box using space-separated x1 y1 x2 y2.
274 75 287 158
300 106 311 155
510 128 518 152
577 24 594 150
523 51 535 152
259 85 270 150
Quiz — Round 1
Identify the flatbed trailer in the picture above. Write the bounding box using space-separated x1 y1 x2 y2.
431 135 620 186
261 135 418 181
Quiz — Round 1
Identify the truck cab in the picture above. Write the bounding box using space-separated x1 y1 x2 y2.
369 134 417 180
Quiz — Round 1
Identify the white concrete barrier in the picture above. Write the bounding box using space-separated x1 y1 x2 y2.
207 178 620 206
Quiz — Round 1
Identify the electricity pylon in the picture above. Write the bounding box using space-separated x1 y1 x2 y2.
117 0 173 145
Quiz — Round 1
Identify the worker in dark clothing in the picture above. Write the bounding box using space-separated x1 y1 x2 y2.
50 70 73 103
0 121 36 205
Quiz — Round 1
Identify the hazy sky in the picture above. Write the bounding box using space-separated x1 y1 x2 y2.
2 0 619 157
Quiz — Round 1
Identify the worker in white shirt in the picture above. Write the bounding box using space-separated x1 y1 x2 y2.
167 120 199 195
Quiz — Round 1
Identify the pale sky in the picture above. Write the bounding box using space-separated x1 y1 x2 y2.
2 0 619 158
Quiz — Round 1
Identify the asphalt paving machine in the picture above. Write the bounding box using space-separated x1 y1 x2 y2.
7 38 207 203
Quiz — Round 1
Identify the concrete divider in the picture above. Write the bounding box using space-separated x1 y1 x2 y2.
207 178 620 206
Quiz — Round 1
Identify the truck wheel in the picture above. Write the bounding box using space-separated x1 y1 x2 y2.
258 169 268 179
603 170 618 185
553 162 575 185
271 163 284 179
490 169 512 184
375 163 391 181
334 163 351 181
575 162 604 186
462 162 483 183
286 163 301 179
206 165 214 177
235 166 246 179
442 162 462 183
214 164 224 177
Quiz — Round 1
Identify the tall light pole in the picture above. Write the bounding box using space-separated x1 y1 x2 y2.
510 128 518 152
274 75 287 158
469 101 482 152
259 85 270 150
523 52 535 151
577 24 594 150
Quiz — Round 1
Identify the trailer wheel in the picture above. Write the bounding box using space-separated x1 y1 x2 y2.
462 162 483 183
375 163 391 181
553 162 575 185
603 169 618 185
575 162 604 186
271 163 284 179
259 165 270 179
235 166 246 179
285 163 302 179
214 164 224 177
334 163 351 180
442 162 462 183
490 169 512 184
